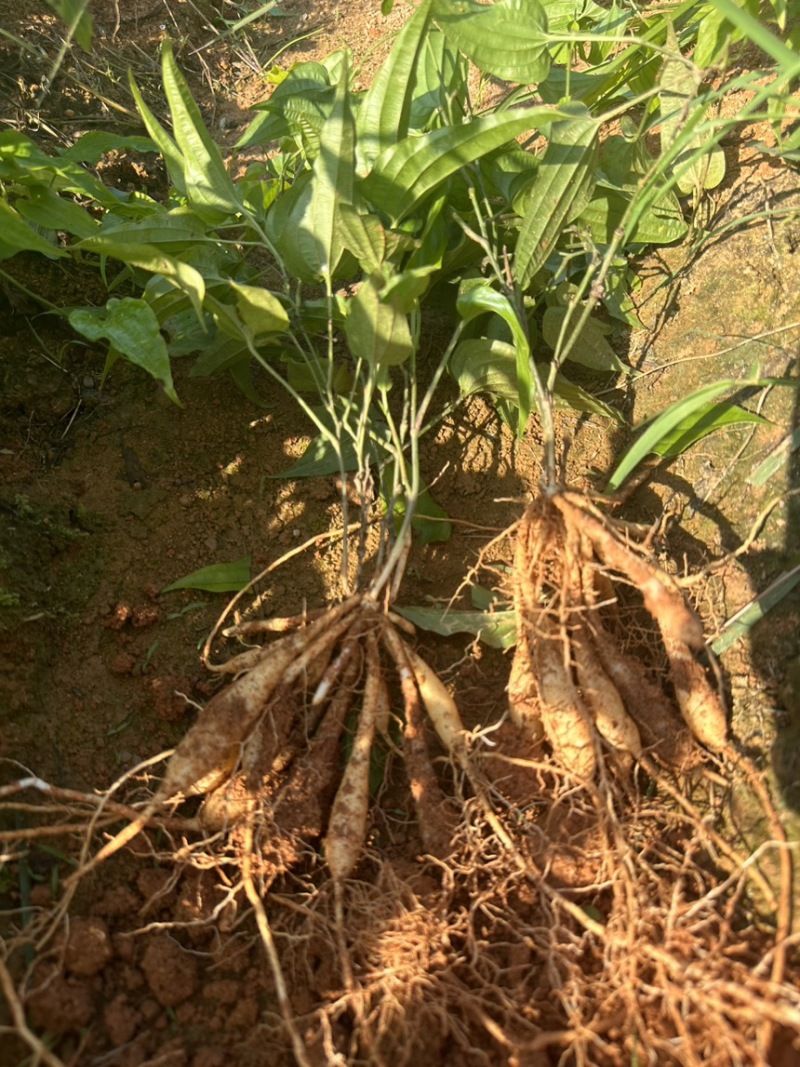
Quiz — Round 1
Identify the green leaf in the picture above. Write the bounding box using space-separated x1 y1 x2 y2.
273 430 359 479
344 274 414 369
392 486 452 544
45 0 92 51
0 132 115 205
228 360 264 405
163 558 251 594
659 23 725 195
542 307 630 373
480 144 540 205
160 39 242 222
283 353 352 395
711 559 800 655
69 298 180 404
128 72 187 198
606 379 757 492
357 0 433 171
514 104 599 289
306 56 357 279
432 0 550 83
577 186 687 245
703 0 799 72
189 333 250 377
59 132 158 164
76 237 206 320
94 212 210 249
410 26 468 131
274 60 356 280
338 205 388 273
395 604 517 649
649 401 766 459
456 283 533 434
239 62 334 153
451 337 624 423
362 107 563 226
412 487 452 544
693 3 732 68
15 187 99 238
229 283 289 337
551 375 625 423
747 427 800 489
0 201 66 260
451 337 519 401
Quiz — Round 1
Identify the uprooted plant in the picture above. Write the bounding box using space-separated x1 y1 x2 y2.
2 0 800 1063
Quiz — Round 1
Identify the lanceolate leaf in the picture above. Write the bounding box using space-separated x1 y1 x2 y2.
15 188 99 238
46 0 93 51
578 186 687 245
395 604 517 649
514 104 599 289
711 561 800 656
747 427 800 489
229 283 289 337
646 401 766 458
411 26 468 131
92 212 210 250
239 63 334 155
308 54 356 279
277 59 357 280
362 108 562 226
433 0 550 84
163 558 251 594
160 39 242 222
542 307 630 373
59 132 158 164
456 283 533 434
129 72 187 198
276 432 359 479
338 205 387 273
451 337 624 423
0 201 66 259
607 380 764 491
357 0 433 172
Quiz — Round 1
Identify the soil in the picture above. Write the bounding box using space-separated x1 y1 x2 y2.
1 3 800 1066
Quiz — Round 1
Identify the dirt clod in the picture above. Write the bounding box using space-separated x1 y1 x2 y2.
64 916 113 977
140 936 199 1008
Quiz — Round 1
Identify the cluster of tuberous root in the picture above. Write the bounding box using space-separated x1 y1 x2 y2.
76 593 467 887
509 488 729 778
2 498 797 1067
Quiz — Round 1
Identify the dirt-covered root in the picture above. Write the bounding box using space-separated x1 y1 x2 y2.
252 749 799 1067
59 593 474 895
509 490 728 778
